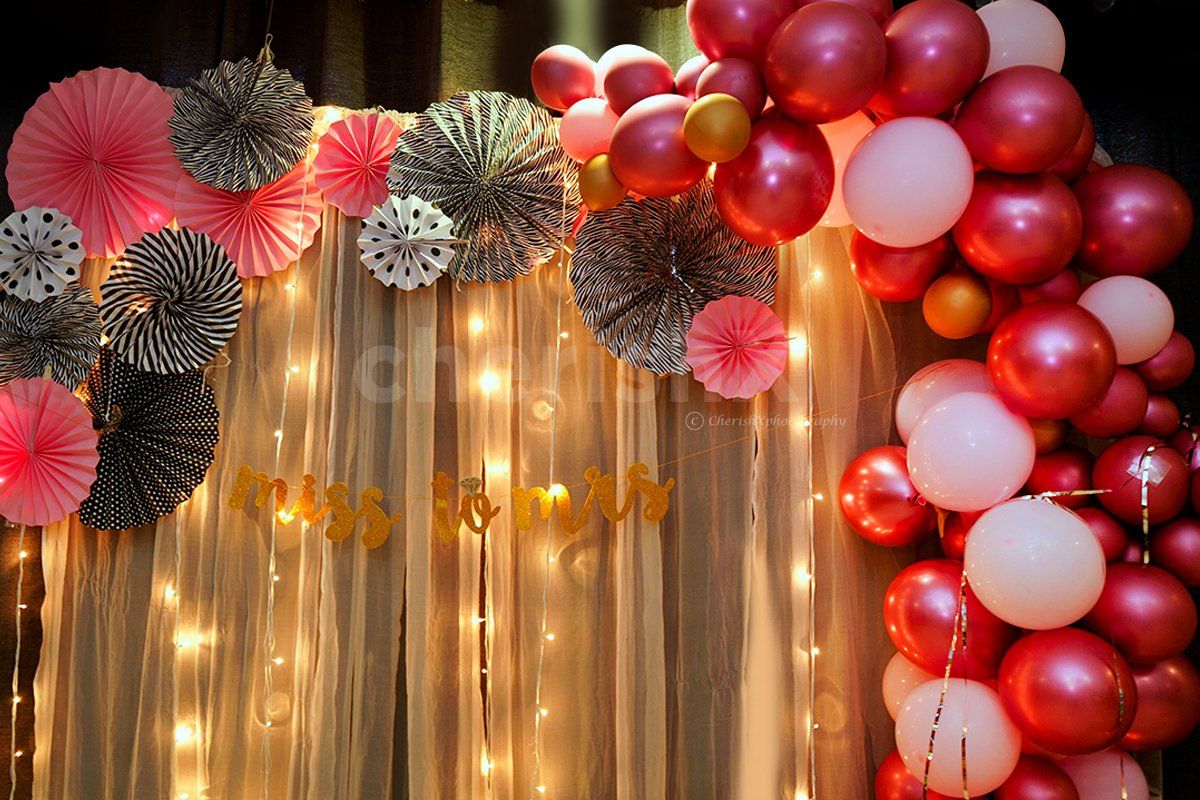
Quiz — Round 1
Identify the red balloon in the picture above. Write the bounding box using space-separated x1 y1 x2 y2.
1092 435 1189 524
1072 164 1195 277
939 510 980 560
1024 445 1094 509
1135 331 1195 391
696 58 767 117
952 172 1082 285
870 0 990 118
955 66 1084 175
531 45 596 111
1068 367 1149 439
1019 270 1082 306
1140 394 1181 439
686 0 794 64
1047 113 1096 185
763 3 886 123
998 628 1137 756
995 755 1080 800
713 110 834 245
839 445 937 546
1123 657 1200 751
1151 517 1200 587
1170 425 1200 472
875 749 954 800
796 0 893 26
674 55 710 100
849 232 955 303
603 49 675 115
987 301 1117 420
1083 562 1198 664
609 95 708 199
981 276 1021 333
1076 507 1130 563
884 558 1018 679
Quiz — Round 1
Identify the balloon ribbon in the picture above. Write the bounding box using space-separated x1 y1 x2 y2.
923 569 969 800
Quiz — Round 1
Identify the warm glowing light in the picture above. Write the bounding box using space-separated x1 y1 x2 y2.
284 283 296 292
264 720 273 728
544 632 556 641
559 331 569 340
18 550 27 560
272 574 280 583
273 657 284 665
276 509 297 524
811 269 823 281
479 370 501 395
273 430 283 439
12 696 21 705
289 365 300 374
174 724 195 743
795 790 809 800
813 722 821 730
547 555 556 564
164 585 177 601
812 493 824 502
13 751 22 758
538 707 549 717
792 566 812 585
176 633 203 649
469 316 486 334
789 335 808 357
547 483 566 498
474 616 487 624
100 334 110 346
480 750 494 775
536 786 547 794
811 646 820 656
486 460 510 476
17 603 26 610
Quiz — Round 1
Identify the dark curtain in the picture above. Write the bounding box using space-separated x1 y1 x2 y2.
1 1 1198 797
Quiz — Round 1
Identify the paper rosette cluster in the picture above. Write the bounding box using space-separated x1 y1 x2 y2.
0 284 101 389
175 163 323 279
684 296 788 399
100 228 243 373
314 113 403 217
77 349 220 530
0 377 99 527
5 67 180 258
358 195 455 290
570 181 777 375
0 207 85 302
169 57 314 192
388 91 579 283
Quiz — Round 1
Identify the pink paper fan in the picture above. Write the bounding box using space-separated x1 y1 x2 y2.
5 67 181 259
175 163 323 279
313 113 402 217
0 377 99 527
685 296 789 400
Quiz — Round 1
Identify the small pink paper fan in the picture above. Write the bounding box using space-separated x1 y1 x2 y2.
313 113 402 217
175 163 323 279
0 377 99 527
5 67 181 258
685 296 789 399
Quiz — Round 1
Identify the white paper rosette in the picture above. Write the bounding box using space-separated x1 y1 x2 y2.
0 207 85 302
358 195 455 290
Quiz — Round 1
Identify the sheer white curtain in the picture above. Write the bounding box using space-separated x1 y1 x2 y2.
33 216 898 799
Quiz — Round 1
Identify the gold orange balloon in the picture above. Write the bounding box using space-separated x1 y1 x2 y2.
1029 417 1069 454
579 154 628 212
922 271 992 340
683 93 752 164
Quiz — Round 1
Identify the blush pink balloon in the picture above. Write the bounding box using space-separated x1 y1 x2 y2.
818 112 876 228
1069 367 1149 439
696 58 767 117
843 117 975 248
1135 331 1195 391
1060 751 1148 800
558 98 619 162
609 94 708 198
1078 276 1175 365
977 0 1066 77
895 359 992 443
603 48 675 115
686 0 795 64
883 652 939 720
594 45 646 98
896 679 1022 797
1017 269 1082 305
674 55 710 100
907 391 1035 512
531 45 596 111
965 499 1106 629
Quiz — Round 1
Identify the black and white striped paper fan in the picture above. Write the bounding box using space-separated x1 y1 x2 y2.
77 349 220 530
0 207 85 302
358 195 455 290
570 181 778 375
0 283 101 388
100 228 242 374
169 57 314 192
387 91 579 283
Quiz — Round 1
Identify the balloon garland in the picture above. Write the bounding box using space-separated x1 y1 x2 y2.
531 0 1197 796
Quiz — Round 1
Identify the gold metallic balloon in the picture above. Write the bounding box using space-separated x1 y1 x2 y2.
922 271 992 340
579 154 628 212
683 93 752 164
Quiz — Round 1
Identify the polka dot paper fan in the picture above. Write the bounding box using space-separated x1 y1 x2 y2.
358 195 455 290
0 207 85 302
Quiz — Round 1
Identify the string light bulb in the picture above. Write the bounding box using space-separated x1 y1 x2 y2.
479 370 501 395
174 724 195 744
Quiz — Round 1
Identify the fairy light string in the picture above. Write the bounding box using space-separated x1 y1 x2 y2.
8 526 28 800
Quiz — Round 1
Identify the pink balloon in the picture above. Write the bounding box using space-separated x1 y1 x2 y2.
531 45 597 111
1069 367 1149 439
696 58 767 117
1140 394 1181 439
1059 750 1149 800
1017 269 1082 305
965 499 1106 629
674 55 710 100
1078 276 1175 365
843 118 975 248
977 0 1066 77
895 359 992 443
1076 507 1131 563
608 94 708 199
818 112 875 228
686 0 795 64
1135 331 1195 391
907 391 1036 512
558 98 619 162
603 48 675 115
594 45 646 97
896 680 1022 796
883 652 939 720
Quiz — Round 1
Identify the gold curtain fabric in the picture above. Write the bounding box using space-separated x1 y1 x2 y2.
32 214 901 799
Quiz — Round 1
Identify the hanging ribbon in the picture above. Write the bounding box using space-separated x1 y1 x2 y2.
923 569 969 800
1137 445 1162 564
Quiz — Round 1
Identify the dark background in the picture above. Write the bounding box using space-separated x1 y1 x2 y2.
1 0 1198 796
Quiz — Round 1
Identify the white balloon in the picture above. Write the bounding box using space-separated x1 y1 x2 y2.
1078 275 1175 365
895 359 992 443
978 0 1066 77
1059 749 1150 800
882 652 938 720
